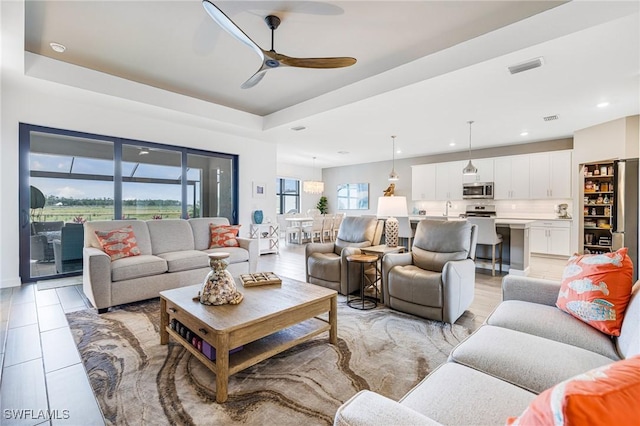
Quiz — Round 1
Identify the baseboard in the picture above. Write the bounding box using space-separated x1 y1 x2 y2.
0 277 22 288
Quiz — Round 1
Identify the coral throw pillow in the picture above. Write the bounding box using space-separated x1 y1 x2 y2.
506 355 640 426
556 248 633 336
209 224 241 248
94 226 141 261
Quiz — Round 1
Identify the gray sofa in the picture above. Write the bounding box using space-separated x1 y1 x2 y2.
334 275 640 425
83 218 258 313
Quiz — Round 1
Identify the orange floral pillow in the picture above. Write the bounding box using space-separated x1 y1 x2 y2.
506 355 640 425
94 226 141 261
556 248 633 336
209 224 241 248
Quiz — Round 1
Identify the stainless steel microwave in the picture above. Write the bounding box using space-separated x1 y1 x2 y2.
463 182 494 199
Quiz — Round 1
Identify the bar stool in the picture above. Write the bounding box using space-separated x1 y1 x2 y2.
346 254 379 310
466 217 503 276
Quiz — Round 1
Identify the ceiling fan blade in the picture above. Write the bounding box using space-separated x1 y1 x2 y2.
241 67 269 89
277 55 357 69
202 0 264 61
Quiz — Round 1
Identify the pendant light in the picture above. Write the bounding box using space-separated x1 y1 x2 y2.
388 135 399 181
462 120 478 175
303 157 325 194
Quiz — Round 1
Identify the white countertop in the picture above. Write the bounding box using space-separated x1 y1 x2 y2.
410 215 572 222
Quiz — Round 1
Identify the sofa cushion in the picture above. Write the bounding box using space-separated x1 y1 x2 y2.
188 217 231 251
617 281 640 359
400 362 535 426
388 265 442 307
507 355 640 425
157 250 209 273
85 220 153 255
449 325 614 393
209 224 240 248
111 254 167 282
146 219 195 254
556 248 634 336
204 247 249 265
487 300 620 360
307 252 341 282
94 226 142 260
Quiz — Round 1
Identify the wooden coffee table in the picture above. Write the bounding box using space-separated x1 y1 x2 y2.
160 278 337 403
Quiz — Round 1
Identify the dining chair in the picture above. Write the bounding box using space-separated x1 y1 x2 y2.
321 214 334 242
397 216 415 250
303 215 324 243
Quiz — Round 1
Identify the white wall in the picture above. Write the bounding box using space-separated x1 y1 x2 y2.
0 1 277 287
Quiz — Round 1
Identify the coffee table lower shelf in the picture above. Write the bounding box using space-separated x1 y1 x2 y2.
165 316 331 380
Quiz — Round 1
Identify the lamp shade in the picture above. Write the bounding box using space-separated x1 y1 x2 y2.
376 196 408 218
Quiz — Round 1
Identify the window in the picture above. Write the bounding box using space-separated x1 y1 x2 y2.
19 123 238 282
276 178 300 214
337 183 369 210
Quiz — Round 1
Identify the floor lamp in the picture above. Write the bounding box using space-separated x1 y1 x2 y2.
377 196 408 248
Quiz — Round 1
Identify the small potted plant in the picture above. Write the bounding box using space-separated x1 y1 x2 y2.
317 196 328 214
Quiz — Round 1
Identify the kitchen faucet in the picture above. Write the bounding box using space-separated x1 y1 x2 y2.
444 200 452 217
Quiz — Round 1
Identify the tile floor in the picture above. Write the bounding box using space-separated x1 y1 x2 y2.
0 242 566 425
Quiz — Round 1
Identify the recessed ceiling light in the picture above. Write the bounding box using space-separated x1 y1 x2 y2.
449 142 456 147
291 125 306 131
597 102 610 108
396 149 402 154
520 131 529 136
49 42 66 53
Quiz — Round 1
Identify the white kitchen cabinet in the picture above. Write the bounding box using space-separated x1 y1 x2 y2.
494 155 530 199
462 158 494 184
435 161 464 200
411 164 436 200
529 150 572 199
530 220 571 256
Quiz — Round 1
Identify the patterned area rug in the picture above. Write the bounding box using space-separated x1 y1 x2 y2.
67 293 470 425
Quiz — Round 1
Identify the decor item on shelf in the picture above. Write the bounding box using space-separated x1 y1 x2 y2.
462 120 478 176
200 252 243 305
303 157 325 194
377 196 408 247
202 1 356 89
316 196 328 214
388 135 399 181
382 183 395 196
253 209 264 224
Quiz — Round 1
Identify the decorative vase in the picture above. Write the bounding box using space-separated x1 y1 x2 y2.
253 210 264 224
200 253 243 305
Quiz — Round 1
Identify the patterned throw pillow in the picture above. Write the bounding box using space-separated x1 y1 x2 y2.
556 248 633 336
209 224 241 248
94 226 141 261
506 355 640 425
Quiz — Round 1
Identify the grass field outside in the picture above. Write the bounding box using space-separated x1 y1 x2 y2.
33 204 188 223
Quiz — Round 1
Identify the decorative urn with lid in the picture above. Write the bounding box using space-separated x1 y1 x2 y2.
200 253 243 305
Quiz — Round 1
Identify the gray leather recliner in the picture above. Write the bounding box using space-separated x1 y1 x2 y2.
382 219 478 324
305 216 383 295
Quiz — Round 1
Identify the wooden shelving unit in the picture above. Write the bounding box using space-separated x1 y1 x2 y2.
582 161 614 254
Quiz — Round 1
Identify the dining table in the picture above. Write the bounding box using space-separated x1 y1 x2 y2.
284 216 314 244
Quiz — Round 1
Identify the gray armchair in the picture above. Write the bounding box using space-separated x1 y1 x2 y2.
382 219 478 324
305 216 383 295
53 223 84 273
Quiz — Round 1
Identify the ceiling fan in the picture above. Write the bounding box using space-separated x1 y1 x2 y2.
202 0 357 89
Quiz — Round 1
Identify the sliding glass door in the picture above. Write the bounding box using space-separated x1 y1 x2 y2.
19 124 238 283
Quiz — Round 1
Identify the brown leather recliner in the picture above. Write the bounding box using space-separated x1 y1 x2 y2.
382 219 478 324
305 216 383 295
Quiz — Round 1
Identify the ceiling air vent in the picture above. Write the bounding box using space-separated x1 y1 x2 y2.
543 115 559 121
508 57 544 75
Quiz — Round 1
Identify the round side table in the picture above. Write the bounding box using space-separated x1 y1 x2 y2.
346 254 379 310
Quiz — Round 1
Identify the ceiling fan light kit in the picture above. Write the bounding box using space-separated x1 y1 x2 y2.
202 0 356 89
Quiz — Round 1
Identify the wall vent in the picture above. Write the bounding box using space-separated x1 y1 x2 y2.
291 126 306 131
543 115 559 121
508 57 544 75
